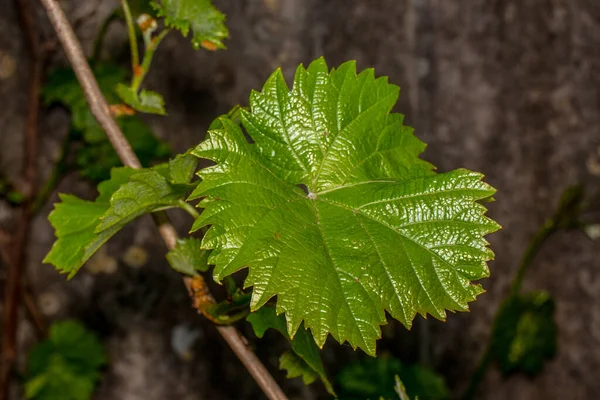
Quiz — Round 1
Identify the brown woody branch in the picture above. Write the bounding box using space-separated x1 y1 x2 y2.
0 0 45 398
37 0 287 399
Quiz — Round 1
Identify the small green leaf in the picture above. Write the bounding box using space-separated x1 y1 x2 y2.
336 355 449 400
26 320 106 400
0 179 26 205
166 238 210 275
45 160 194 277
191 57 500 355
151 0 228 50
247 306 334 394
96 168 191 232
116 83 167 115
279 352 319 385
168 152 198 184
6 190 26 205
44 168 137 277
491 291 557 375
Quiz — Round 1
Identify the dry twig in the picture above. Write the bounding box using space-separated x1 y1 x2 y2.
0 1 44 398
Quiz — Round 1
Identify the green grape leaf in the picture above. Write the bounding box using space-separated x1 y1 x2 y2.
279 352 319 386
116 84 167 115
168 152 198 185
96 168 191 232
151 0 228 50
166 238 210 275
491 291 557 375
44 168 137 277
336 355 449 400
26 320 106 400
190 57 500 355
247 306 334 394
45 160 194 276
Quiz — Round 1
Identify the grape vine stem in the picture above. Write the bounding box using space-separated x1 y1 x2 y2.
37 0 288 399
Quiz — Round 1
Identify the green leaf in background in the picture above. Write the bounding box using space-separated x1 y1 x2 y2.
116 83 167 115
336 355 449 400
151 0 229 50
44 167 136 277
491 291 557 375
247 306 334 395
26 320 106 400
96 168 191 231
77 116 171 182
43 64 171 182
45 159 195 277
0 177 26 205
43 64 124 139
168 152 198 185
191 57 500 355
279 352 319 386
43 64 124 112
166 237 210 275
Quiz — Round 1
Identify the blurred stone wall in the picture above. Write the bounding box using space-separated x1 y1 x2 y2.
1 0 599 399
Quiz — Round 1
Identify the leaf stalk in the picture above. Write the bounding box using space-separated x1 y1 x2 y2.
120 0 139 75
131 29 170 92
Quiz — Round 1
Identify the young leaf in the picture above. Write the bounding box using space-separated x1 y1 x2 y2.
26 320 106 400
44 168 137 277
247 306 334 394
0 177 26 205
491 291 557 375
96 168 191 231
168 152 198 184
151 0 228 50
191 58 500 355
116 83 167 115
336 355 449 400
279 352 319 386
45 161 195 277
166 238 210 275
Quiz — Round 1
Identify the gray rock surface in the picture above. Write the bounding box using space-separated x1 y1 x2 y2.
1 0 599 399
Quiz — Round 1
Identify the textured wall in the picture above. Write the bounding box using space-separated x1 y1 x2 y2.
1 0 600 399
